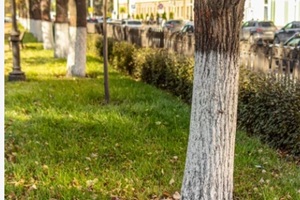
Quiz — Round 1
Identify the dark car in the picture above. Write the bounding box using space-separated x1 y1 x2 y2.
240 20 277 44
87 17 98 23
273 21 300 44
179 22 194 35
275 33 300 71
163 19 184 33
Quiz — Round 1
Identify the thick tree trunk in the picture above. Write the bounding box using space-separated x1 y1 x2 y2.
41 0 54 49
29 0 43 41
181 1 245 199
54 0 69 58
67 0 87 77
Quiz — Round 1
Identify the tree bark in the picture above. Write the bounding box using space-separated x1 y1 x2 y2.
103 0 110 103
67 0 87 77
41 0 54 49
29 0 43 41
54 0 69 58
181 1 245 199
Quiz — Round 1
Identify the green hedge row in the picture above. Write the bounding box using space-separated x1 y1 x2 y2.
238 68 300 156
95 37 300 156
111 41 194 103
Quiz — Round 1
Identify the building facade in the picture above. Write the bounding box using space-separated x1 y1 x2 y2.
112 0 300 26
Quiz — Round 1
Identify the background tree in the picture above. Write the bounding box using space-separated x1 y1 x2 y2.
180 0 245 199
54 0 69 58
29 0 43 41
67 0 87 77
169 11 173 19
40 0 54 49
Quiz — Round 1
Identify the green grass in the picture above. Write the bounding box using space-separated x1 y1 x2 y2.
4 29 300 200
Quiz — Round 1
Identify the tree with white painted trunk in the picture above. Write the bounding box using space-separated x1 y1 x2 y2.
67 0 87 77
54 0 69 58
40 0 54 49
181 1 245 200
29 0 43 41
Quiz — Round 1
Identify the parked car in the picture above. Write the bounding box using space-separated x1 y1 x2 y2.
274 32 300 71
96 16 113 24
87 17 98 23
179 21 194 35
240 20 277 44
273 21 300 44
162 19 184 33
121 19 143 29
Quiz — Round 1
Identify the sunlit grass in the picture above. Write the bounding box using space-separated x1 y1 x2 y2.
4 27 300 200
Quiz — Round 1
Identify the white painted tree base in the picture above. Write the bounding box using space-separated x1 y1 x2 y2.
54 23 69 58
30 19 43 42
67 27 86 77
41 21 54 49
18 18 30 30
181 51 239 200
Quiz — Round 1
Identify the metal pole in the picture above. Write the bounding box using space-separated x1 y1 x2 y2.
8 0 26 81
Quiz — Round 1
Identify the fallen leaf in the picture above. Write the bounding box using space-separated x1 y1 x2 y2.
30 184 37 190
85 157 91 161
259 178 265 184
155 121 162 125
172 191 181 200
169 178 175 185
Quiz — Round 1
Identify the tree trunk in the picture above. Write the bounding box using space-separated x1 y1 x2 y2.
181 1 245 199
54 0 69 58
29 0 43 41
41 0 54 49
67 0 87 77
103 0 110 103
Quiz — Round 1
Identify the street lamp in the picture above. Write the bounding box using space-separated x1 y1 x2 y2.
8 0 26 81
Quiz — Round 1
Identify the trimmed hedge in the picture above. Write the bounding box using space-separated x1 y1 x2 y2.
238 68 300 156
96 40 300 156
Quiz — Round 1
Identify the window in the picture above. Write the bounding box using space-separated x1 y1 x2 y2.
287 38 300 47
258 21 275 27
293 23 300 28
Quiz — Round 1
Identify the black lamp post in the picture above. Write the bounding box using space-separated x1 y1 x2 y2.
8 0 26 81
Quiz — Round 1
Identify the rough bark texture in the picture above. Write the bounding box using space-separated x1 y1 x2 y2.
54 23 69 58
40 0 50 21
29 0 41 20
29 0 43 41
68 0 86 27
66 27 86 77
181 1 245 199
55 0 68 23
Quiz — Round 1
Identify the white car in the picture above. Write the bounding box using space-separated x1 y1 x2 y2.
121 19 143 29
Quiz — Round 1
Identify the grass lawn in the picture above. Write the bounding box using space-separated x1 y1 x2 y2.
4 26 300 200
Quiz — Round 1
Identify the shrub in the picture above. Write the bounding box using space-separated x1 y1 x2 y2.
162 12 167 20
238 67 300 156
112 41 136 75
169 12 174 20
95 35 115 61
87 34 102 57
108 40 300 157
111 43 194 103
